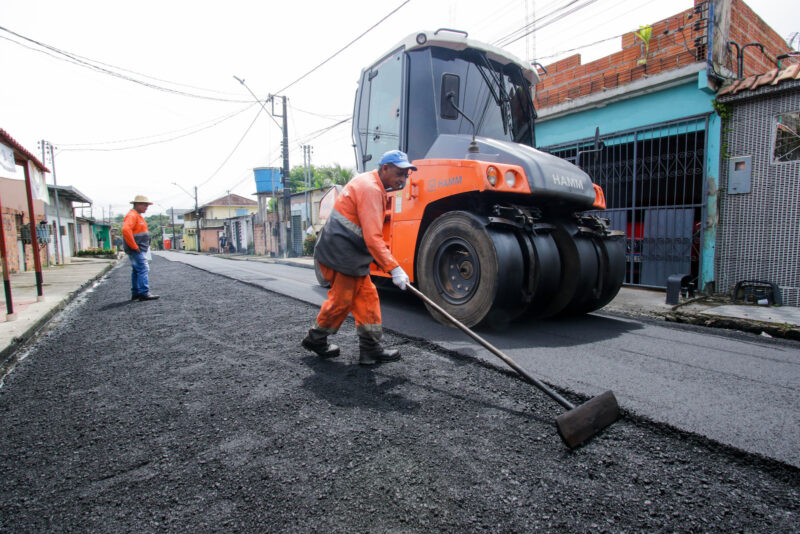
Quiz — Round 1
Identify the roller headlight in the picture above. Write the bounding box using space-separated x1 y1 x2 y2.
487 166 499 186
504 170 517 187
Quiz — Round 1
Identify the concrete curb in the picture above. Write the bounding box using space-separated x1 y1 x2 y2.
664 310 800 340
0 260 118 379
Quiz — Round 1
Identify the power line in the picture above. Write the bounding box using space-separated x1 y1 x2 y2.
271 0 411 95
290 104 350 121
55 103 257 152
295 118 352 145
0 25 251 103
494 0 602 48
198 106 266 187
534 33 625 62
493 0 582 47
532 0 694 65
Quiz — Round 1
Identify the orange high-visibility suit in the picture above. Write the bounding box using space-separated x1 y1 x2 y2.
311 170 399 348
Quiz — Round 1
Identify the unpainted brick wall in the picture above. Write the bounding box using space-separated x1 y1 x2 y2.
535 0 794 110
726 0 794 77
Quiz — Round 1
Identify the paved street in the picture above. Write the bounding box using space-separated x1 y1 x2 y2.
159 251 800 468
0 256 797 532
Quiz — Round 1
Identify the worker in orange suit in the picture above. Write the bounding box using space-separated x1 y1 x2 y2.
302 150 414 365
123 195 159 301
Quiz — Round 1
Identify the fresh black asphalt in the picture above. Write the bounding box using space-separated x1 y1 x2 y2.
0 256 798 532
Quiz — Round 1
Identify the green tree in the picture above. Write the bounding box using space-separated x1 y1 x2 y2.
315 164 353 187
287 164 353 193
145 214 169 249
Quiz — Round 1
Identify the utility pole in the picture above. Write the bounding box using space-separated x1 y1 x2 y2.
233 76 290 258
279 95 291 257
194 186 200 252
171 207 176 250
40 141 63 265
302 144 313 230
302 145 308 229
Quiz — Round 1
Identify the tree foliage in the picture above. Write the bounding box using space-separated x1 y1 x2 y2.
287 163 353 193
145 214 170 248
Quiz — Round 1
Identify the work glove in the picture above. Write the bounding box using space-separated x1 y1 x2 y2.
390 266 409 290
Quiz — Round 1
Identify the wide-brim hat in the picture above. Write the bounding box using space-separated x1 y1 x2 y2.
131 195 153 204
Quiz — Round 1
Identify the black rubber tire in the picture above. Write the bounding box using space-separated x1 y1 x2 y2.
578 234 626 314
520 232 563 319
416 212 523 328
537 222 600 317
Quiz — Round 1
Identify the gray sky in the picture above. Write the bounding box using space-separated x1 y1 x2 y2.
0 0 794 217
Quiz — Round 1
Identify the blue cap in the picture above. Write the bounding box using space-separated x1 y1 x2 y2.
378 150 417 171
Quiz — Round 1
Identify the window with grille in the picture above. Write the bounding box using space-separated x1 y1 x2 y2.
774 111 800 163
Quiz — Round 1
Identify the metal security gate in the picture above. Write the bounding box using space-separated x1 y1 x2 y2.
291 214 303 256
543 115 708 288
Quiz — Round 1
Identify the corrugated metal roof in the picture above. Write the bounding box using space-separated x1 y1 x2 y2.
202 193 257 208
49 184 92 204
717 63 800 96
0 128 50 173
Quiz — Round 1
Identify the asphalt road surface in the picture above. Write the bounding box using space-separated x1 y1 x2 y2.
0 256 797 532
158 251 800 469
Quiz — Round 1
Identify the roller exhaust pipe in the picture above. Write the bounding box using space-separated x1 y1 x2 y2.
407 284 620 448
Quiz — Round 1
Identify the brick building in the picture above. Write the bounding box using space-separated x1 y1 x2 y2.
533 0 795 294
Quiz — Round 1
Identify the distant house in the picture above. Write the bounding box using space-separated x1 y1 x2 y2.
45 184 93 263
253 186 340 257
182 194 257 252
91 220 111 250
164 208 191 250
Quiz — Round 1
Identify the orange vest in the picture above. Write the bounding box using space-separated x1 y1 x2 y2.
122 209 150 253
314 171 399 276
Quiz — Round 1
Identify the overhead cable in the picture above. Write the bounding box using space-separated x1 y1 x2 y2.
198 106 265 187
271 0 411 95
494 0 601 48
56 103 257 151
492 0 582 47
295 118 351 145
0 25 251 103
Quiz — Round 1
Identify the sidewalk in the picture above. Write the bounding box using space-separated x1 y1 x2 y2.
0 256 116 375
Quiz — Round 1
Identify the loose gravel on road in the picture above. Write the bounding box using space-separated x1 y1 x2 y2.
1 256 798 533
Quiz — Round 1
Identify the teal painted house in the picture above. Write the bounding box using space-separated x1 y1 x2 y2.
532 0 793 293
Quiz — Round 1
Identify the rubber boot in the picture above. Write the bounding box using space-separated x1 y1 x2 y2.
302 327 340 359
358 335 400 365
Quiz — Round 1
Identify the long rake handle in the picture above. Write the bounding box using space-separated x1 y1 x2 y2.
407 285 575 410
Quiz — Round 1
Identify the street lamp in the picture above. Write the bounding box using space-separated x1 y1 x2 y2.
173 182 200 252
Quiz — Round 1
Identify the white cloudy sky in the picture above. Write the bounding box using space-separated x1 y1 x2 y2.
0 0 794 217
